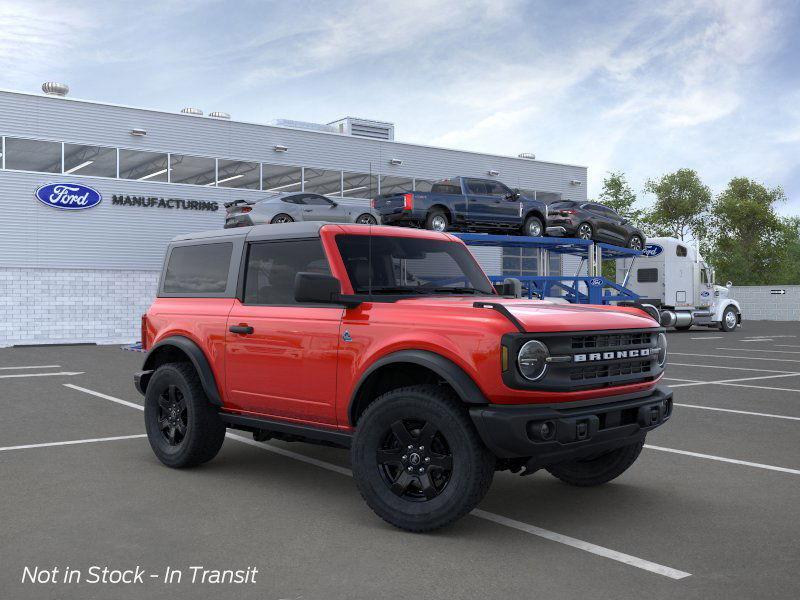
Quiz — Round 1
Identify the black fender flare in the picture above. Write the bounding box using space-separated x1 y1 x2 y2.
349 349 488 425
141 335 222 406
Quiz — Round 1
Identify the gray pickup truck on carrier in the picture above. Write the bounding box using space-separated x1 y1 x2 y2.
372 176 555 236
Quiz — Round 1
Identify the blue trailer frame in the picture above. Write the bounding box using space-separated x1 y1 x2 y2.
454 233 642 305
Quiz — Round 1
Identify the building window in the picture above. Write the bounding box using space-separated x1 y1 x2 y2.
63 144 117 177
342 171 378 198
162 243 233 294
304 168 342 196
262 164 302 193
170 154 216 186
4 138 61 173
379 175 413 195
119 149 169 182
217 159 260 189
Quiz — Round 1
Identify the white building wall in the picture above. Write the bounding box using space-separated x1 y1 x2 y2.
729 286 800 322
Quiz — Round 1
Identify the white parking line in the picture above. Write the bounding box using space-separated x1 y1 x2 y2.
0 434 146 453
667 373 800 388
0 371 84 379
645 445 800 476
60 384 691 579
690 336 723 340
775 344 800 349
674 403 800 421
716 347 800 354
669 362 798 374
671 352 800 363
0 365 61 370
716 382 800 394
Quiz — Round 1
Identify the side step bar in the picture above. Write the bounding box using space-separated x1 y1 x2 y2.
219 412 352 448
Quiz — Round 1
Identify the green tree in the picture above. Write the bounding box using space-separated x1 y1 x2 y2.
642 169 711 241
598 171 643 227
706 177 794 285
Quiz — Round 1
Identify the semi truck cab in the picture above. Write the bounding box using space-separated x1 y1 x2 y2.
617 236 742 332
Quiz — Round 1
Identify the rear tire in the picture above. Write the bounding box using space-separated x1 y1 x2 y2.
144 362 226 468
576 222 593 240
545 438 645 486
351 385 494 532
719 306 738 332
270 213 294 224
522 215 544 237
628 235 644 251
425 209 449 232
355 213 378 225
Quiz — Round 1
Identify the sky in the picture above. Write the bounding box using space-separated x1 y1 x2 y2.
1 0 799 213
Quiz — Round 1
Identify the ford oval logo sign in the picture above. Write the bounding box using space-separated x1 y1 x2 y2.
700 290 710 297
588 277 603 287
642 244 663 257
35 183 102 210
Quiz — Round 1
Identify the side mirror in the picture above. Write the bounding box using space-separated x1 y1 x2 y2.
294 272 361 307
329 201 338 208
505 191 520 201
494 278 522 297
726 281 732 288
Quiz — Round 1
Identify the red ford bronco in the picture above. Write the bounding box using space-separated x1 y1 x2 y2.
135 223 671 531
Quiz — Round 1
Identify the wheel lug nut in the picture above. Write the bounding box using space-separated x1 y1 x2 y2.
424 457 430 462
407 467 413 472
402 455 407 460
419 446 424 451
408 445 413 450
418 468 424 473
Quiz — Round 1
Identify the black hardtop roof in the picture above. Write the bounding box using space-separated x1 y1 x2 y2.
169 221 371 244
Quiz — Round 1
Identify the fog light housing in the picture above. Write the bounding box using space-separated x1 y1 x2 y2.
527 420 556 441
517 340 549 381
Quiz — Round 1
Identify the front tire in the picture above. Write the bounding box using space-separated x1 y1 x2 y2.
576 222 593 240
351 385 494 532
522 215 544 237
628 235 644 251
144 363 226 468
545 438 645 486
720 306 738 332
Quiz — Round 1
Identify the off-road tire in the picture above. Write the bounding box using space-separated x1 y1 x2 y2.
351 385 495 532
545 438 645 487
522 215 544 237
270 213 294 224
144 362 226 468
425 209 449 232
719 306 738 332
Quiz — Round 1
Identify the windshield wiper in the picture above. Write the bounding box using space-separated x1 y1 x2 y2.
423 287 484 294
360 286 427 295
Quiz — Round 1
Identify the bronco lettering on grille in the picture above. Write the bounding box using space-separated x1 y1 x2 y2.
573 348 651 362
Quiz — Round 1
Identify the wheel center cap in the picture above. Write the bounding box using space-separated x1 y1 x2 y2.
409 453 421 465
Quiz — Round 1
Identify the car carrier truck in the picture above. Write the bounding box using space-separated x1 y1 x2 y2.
616 236 742 332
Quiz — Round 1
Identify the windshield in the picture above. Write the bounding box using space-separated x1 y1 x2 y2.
335 234 495 296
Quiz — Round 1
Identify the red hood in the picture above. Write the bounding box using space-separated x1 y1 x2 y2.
394 296 658 332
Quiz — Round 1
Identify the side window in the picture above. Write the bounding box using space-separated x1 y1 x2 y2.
637 268 659 283
163 243 233 295
700 269 710 284
465 179 488 195
430 181 461 194
303 194 334 206
485 181 512 197
282 195 305 205
677 245 688 257
243 239 331 305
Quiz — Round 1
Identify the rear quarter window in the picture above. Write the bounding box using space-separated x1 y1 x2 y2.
162 243 233 294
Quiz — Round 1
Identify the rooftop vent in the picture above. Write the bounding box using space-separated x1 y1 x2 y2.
518 152 536 160
209 111 230 119
328 117 395 141
269 119 337 134
180 107 203 116
42 82 69 97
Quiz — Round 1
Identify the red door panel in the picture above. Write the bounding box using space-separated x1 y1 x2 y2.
225 301 343 426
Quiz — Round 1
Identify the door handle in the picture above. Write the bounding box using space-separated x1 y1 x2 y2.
303 208 313 212
229 325 254 335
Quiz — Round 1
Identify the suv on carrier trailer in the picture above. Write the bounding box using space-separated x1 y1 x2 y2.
135 222 672 532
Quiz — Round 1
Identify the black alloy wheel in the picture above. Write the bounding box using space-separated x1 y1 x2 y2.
157 385 188 446
271 213 294 224
356 213 378 225
577 223 593 240
376 419 454 501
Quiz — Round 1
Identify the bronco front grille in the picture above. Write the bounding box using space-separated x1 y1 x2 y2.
570 359 652 382
570 332 653 350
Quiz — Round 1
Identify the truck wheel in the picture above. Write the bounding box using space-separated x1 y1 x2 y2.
545 438 645 487
522 215 544 237
719 306 738 332
144 362 226 468
351 385 495 532
627 235 644 251
270 213 294 224
576 222 593 240
425 210 449 232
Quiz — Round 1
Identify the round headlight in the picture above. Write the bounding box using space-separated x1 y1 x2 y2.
657 332 667 366
517 340 549 381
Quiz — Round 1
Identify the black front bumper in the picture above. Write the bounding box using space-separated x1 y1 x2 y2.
470 386 672 469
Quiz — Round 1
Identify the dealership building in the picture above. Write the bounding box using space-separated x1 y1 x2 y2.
0 85 587 347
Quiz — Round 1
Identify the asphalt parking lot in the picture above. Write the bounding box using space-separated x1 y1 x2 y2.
2 321 799 600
